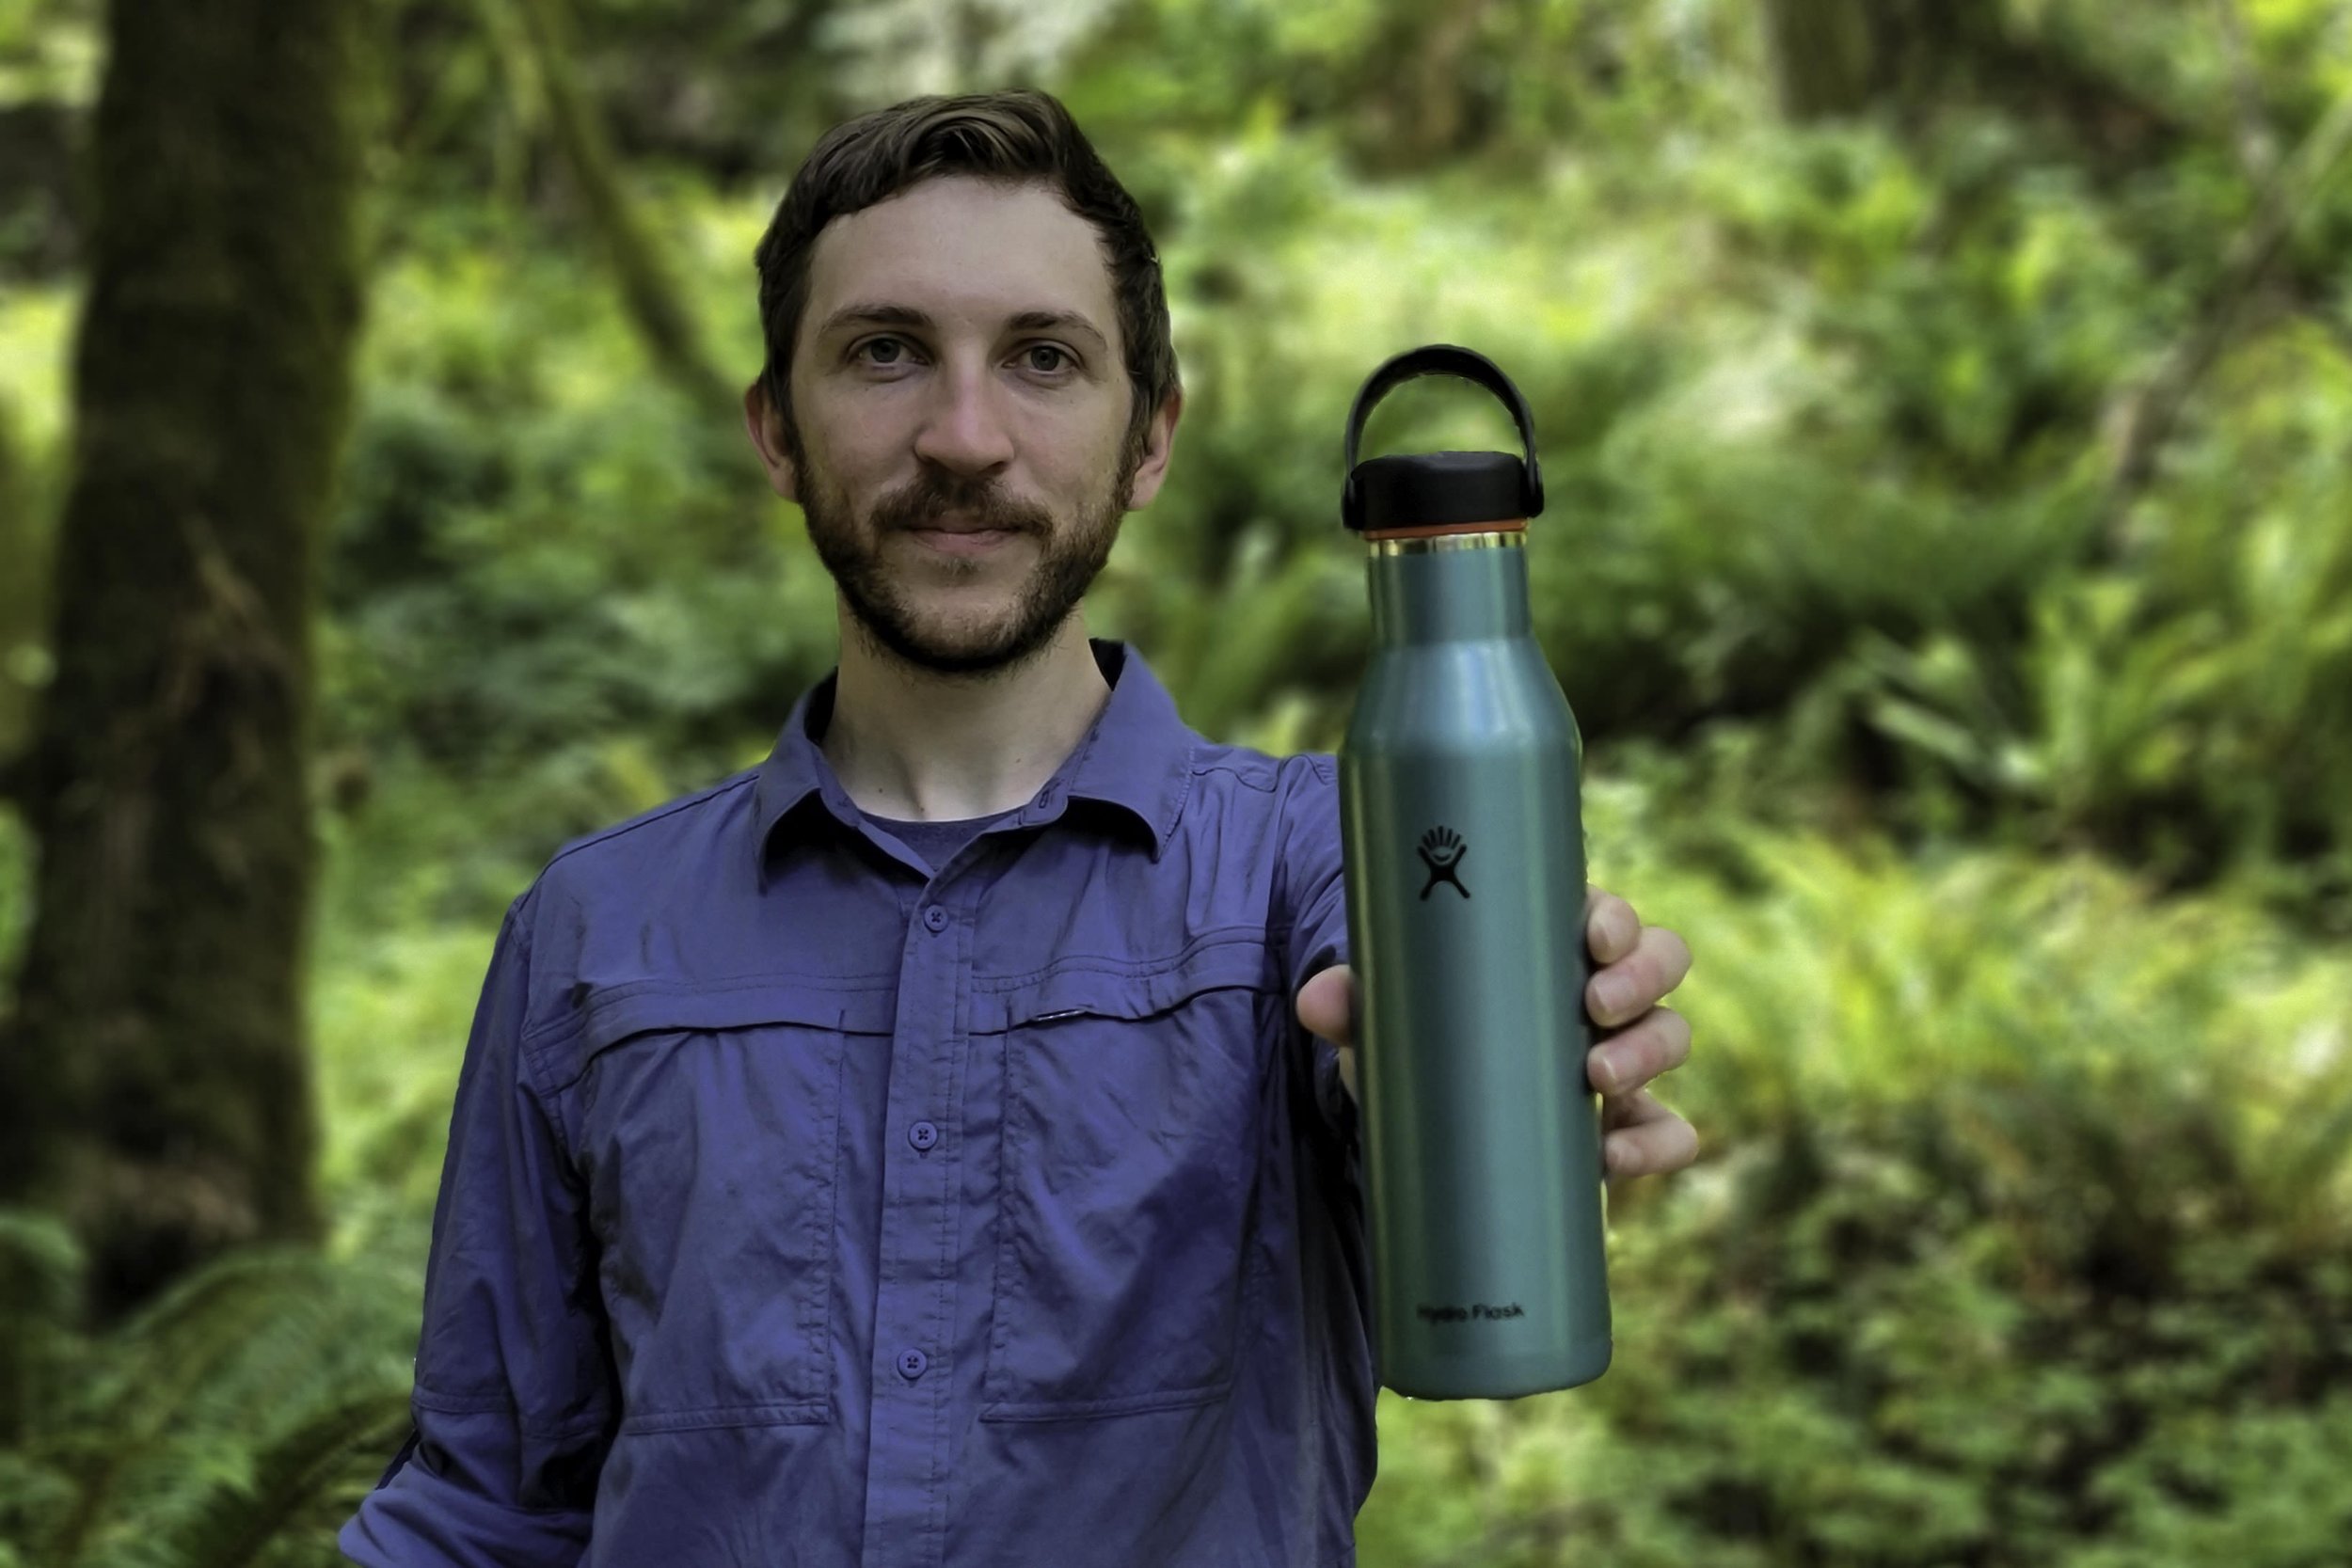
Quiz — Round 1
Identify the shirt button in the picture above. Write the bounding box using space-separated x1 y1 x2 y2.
909 1120 939 1151
923 906 948 933
898 1348 929 1381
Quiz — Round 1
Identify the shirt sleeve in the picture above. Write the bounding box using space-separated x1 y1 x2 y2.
341 895 613 1567
1284 753 1361 1149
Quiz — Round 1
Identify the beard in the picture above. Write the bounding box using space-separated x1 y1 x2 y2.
789 428 1133 679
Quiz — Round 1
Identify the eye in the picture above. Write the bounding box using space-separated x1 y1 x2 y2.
853 336 914 367
1021 343 1074 375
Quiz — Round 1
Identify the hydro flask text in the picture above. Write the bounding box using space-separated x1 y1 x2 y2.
1415 1302 1527 1324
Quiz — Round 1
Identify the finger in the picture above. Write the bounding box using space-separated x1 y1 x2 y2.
1601 1094 1700 1179
1584 885 1639 966
1586 1006 1692 1096
1586 924 1692 1029
1295 963 1356 1049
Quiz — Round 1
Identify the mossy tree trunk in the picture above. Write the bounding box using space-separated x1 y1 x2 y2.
1760 0 1878 121
0 0 365 1321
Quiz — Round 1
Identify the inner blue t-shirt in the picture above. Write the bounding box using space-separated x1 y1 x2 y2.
864 807 1021 879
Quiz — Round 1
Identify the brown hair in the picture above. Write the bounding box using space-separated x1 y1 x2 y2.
754 89 1178 481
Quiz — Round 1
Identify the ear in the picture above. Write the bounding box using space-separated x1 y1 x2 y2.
1120 385 1184 511
743 378 801 504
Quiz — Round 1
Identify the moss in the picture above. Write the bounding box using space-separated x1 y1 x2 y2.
0 0 366 1322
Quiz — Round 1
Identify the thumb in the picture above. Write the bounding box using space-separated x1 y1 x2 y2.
1295 963 1356 1049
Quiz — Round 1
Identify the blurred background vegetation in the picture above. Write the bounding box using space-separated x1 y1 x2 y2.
4 0 2352 1563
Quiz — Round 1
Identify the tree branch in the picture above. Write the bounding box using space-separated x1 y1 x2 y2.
502 0 740 428
2213 0 2280 181
2098 84 2352 556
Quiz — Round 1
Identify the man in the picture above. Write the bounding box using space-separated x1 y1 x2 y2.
342 88 1696 1568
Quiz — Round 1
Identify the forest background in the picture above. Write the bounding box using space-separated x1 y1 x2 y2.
3 0 2351 1564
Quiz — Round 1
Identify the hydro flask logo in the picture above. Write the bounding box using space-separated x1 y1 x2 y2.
1417 826 1470 900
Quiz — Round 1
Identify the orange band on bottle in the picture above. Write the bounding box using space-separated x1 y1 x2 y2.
1360 518 1528 541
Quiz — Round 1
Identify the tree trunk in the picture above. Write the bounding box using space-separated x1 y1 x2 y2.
0 0 365 1322
1760 0 1877 122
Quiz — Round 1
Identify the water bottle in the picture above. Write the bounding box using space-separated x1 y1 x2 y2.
1336 344 1611 1400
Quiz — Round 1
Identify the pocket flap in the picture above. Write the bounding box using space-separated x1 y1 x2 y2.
972 935 1273 1033
576 977 898 1055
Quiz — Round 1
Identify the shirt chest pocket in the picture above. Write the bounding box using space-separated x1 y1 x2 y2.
567 983 884 1433
970 936 1277 1422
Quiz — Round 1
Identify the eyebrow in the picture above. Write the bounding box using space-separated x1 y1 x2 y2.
815 302 1111 356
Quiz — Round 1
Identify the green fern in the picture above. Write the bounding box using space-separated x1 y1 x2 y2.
170 1394 413 1568
0 1227 414 1568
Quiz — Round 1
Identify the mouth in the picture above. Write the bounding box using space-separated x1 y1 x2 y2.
903 510 1025 557
906 522 1021 557
917 511 1015 534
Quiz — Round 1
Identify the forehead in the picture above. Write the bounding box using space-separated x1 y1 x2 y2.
803 177 1119 343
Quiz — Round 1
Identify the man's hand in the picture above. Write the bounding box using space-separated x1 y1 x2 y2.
1294 884 1698 1180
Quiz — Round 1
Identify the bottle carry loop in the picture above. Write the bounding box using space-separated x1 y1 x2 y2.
1340 344 1546 532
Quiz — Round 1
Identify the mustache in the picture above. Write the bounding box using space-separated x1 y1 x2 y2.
871 476 1050 536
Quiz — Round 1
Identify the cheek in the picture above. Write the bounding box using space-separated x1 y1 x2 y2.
803 424 893 510
793 376 891 471
1042 420 1131 502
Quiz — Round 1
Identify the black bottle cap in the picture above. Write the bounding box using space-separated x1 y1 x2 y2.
1341 344 1545 533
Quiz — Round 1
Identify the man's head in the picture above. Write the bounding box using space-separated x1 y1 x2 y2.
744 89 1182 677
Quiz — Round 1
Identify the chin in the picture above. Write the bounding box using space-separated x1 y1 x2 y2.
909 625 1023 665
861 603 1055 675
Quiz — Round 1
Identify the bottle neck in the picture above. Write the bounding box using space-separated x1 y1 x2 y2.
1364 531 1532 644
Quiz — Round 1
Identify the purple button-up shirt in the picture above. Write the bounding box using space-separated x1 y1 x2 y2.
342 639 1375 1567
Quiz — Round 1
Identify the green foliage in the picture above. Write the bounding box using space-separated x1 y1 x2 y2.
0 289 72 764
1824 317 2352 906
0 0 99 108
0 1222 415 1568
1061 0 1758 173
321 239 831 874
310 896 506 1251
1357 784 2352 1567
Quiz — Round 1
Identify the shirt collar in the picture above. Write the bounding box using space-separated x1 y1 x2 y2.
752 639 1196 878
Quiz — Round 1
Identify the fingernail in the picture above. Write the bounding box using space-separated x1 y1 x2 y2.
1593 974 1630 1018
1610 910 1638 955
1592 1050 1621 1093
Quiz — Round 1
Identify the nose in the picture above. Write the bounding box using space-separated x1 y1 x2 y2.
912 356 1016 478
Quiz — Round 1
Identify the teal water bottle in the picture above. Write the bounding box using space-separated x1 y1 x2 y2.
1336 344 1611 1400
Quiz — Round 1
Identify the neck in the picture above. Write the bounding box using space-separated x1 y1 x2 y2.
819 610 1112 822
